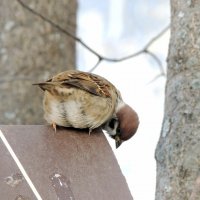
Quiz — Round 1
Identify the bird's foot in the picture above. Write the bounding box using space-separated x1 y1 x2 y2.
89 128 93 136
52 122 57 133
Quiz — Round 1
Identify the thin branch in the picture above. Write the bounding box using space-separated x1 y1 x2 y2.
143 25 170 50
102 25 170 63
145 50 166 75
87 25 169 72
145 50 166 84
17 0 169 73
146 73 166 85
88 58 103 72
17 0 105 59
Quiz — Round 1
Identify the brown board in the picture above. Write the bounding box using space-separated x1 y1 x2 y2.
0 125 133 200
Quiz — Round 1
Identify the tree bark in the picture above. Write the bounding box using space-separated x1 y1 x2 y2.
155 1 200 199
0 0 77 124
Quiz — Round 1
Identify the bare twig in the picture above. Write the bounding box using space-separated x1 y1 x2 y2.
17 0 105 59
146 73 165 85
88 25 169 73
145 50 166 84
145 50 166 75
17 0 169 74
89 58 103 72
143 25 170 50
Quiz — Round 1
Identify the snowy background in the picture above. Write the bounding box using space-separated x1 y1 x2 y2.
77 1 170 199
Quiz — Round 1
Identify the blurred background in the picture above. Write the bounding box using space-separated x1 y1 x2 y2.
0 0 170 199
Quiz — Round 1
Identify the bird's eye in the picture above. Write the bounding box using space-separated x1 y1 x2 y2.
117 124 121 134
108 118 116 129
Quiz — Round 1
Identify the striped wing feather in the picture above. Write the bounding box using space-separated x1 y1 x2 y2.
36 70 112 98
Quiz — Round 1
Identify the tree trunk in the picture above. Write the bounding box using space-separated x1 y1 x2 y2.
0 0 77 124
155 1 200 200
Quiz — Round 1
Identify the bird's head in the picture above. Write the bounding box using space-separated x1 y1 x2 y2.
104 104 139 148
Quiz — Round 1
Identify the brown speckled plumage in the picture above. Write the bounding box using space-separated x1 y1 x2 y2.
34 70 139 148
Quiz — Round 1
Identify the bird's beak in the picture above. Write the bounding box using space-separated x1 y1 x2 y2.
115 135 123 148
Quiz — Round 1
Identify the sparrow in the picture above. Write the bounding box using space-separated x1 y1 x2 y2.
33 70 139 148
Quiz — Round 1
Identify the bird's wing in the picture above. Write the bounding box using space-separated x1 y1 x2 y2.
34 70 113 98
